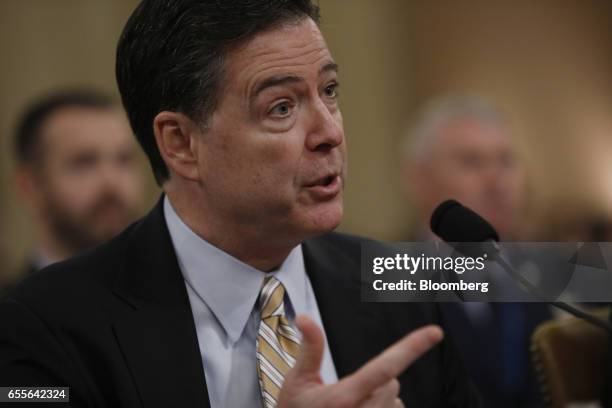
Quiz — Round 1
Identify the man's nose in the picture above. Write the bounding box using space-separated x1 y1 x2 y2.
98 159 126 190
304 99 344 152
483 168 512 197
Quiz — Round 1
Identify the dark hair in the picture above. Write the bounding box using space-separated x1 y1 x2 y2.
14 90 115 164
116 0 320 185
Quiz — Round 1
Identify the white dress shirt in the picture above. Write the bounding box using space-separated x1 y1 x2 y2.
163 196 338 408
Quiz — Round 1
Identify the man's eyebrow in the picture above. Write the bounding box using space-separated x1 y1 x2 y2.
252 75 304 102
250 63 339 103
320 62 338 75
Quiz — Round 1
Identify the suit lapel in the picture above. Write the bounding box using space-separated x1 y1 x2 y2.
303 236 390 378
111 197 210 408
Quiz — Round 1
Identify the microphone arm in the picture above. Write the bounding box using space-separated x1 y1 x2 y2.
430 199 612 333
487 241 612 334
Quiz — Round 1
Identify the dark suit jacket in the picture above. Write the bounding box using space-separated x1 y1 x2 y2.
603 309 612 408
0 258 38 300
0 199 479 407
21 258 40 277
440 302 550 408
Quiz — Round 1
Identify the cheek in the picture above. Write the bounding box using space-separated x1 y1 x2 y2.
41 181 82 216
248 154 300 200
48 172 98 208
237 139 302 190
118 171 143 199
200 118 305 203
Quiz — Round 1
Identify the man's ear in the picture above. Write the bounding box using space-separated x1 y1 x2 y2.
153 111 202 182
13 165 43 211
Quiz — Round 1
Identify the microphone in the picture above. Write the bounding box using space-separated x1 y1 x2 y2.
430 199 612 334
430 199 499 242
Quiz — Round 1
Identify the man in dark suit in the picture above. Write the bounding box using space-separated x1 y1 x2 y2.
400 96 551 407
0 1 479 407
10 90 143 281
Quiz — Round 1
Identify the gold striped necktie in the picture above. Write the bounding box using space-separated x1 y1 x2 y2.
256 276 301 408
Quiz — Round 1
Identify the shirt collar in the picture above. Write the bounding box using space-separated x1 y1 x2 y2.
163 196 307 343
33 248 56 270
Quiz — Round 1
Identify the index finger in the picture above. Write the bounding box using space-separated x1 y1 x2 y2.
339 325 443 401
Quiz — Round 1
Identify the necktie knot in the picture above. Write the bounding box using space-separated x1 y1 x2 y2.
259 276 286 320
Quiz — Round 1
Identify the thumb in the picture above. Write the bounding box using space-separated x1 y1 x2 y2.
290 314 324 380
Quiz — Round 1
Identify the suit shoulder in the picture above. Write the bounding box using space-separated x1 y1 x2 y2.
4 220 140 310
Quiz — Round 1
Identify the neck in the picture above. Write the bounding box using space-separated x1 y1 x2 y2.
165 188 298 272
37 225 74 264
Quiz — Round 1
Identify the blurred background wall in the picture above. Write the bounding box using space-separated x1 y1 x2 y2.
2 0 612 282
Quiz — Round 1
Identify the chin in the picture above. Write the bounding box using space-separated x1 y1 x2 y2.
302 201 344 236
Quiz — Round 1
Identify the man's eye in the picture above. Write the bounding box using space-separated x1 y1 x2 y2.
269 101 293 117
68 154 98 171
324 83 339 98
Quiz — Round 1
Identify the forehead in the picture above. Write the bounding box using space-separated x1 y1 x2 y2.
436 118 511 151
42 107 133 155
223 18 333 89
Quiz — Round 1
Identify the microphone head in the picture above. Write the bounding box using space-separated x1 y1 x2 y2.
430 199 500 242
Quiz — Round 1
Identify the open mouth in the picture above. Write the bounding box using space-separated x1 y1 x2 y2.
321 175 335 186
303 174 342 200
306 174 338 187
